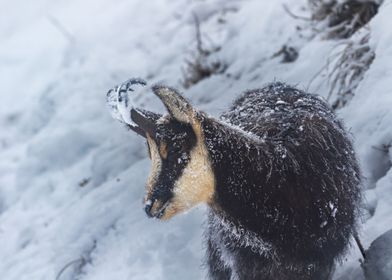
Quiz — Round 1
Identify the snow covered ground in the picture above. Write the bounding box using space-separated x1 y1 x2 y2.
1 0 391 279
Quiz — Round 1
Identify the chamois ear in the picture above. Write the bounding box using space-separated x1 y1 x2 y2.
152 85 197 124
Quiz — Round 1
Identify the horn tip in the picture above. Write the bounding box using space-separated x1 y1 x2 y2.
151 84 180 97
127 78 147 86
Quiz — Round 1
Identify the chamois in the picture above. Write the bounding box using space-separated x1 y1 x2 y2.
107 79 361 280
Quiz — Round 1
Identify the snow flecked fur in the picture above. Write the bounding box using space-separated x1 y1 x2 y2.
108 80 362 280
202 83 362 280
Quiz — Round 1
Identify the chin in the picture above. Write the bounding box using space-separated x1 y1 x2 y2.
159 202 190 220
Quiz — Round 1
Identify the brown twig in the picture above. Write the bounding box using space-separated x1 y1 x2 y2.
193 13 207 55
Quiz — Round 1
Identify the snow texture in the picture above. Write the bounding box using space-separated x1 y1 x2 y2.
207 211 274 258
1 0 392 279
363 229 392 280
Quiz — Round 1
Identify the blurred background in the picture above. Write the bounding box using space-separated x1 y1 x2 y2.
0 0 391 279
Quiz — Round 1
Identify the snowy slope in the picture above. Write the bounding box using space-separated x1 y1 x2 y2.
0 0 391 279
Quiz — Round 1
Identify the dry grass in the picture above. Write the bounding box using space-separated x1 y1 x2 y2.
181 14 227 89
328 32 374 109
309 0 380 39
308 31 375 110
304 0 379 109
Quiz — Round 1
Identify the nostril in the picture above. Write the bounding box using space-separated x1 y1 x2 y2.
144 199 154 218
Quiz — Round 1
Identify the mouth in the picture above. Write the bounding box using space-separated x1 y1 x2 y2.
144 199 171 219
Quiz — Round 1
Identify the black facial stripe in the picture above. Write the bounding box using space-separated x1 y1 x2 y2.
149 120 197 203
155 151 191 194
149 181 173 205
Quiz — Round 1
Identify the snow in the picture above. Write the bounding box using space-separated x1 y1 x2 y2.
1 0 392 279
106 78 147 127
363 229 392 280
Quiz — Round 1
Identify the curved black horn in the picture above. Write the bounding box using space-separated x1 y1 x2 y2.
130 108 160 138
107 78 163 138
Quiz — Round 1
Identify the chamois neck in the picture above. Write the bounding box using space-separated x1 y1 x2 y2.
202 116 266 164
201 116 272 231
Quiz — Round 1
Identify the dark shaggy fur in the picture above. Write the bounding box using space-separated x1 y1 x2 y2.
201 83 361 280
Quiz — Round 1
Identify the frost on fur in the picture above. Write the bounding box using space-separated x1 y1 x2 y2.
106 78 147 127
110 79 362 279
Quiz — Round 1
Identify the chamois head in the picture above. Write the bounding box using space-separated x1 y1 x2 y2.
127 85 215 220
